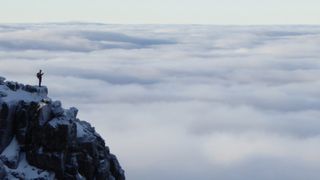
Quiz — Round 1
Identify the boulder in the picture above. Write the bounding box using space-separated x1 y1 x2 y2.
42 118 77 151
51 101 64 117
5 81 19 91
24 85 38 93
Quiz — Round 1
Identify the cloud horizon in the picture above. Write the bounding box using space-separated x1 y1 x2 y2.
1 23 320 180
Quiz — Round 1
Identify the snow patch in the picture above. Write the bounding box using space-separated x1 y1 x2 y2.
0 137 19 161
0 84 47 104
76 122 87 138
5 153 55 180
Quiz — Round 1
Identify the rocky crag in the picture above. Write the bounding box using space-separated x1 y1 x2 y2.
0 77 125 180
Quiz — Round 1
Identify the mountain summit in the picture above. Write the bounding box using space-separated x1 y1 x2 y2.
0 77 125 180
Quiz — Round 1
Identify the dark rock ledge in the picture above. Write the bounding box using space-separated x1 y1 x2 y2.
0 77 125 180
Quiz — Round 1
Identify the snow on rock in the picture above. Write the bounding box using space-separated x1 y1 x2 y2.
0 82 48 104
5 153 55 180
0 137 20 169
51 100 64 117
76 121 93 138
0 77 125 180
0 77 5 85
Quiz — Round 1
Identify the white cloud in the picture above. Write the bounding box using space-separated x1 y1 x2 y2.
1 24 320 179
203 133 320 166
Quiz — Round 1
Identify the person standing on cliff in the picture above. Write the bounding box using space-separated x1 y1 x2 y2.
37 70 44 87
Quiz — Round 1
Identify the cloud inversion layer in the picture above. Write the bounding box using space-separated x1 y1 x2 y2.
1 24 320 180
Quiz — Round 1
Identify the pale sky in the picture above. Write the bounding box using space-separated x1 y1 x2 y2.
1 0 320 24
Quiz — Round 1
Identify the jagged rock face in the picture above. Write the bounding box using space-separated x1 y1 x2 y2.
0 77 125 180
0 161 6 179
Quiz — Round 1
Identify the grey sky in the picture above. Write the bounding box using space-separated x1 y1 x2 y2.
1 0 320 24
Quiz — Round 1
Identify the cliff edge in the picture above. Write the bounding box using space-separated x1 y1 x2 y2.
0 77 125 180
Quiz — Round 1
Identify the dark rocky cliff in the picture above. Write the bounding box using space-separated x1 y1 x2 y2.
0 77 125 180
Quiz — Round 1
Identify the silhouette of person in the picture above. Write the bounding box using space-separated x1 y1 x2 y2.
37 70 44 87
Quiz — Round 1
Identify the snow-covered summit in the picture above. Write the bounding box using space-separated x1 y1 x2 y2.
0 76 48 104
0 77 125 180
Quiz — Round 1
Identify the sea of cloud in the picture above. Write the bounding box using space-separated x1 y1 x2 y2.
1 23 320 180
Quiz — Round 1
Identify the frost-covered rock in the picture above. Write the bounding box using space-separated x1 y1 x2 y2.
51 100 64 117
0 137 20 169
0 92 6 98
0 77 5 85
0 77 125 180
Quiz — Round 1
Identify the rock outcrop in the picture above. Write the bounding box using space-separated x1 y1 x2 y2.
0 77 125 180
